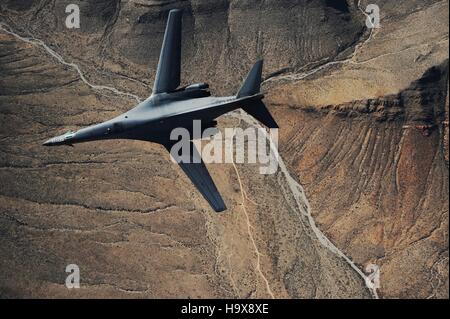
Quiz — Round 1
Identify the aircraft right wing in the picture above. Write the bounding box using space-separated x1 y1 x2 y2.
163 140 227 213
153 9 182 94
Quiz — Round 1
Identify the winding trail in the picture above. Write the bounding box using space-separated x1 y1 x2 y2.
231 159 276 299
232 112 379 299
0 22 142 104
0 2 379 298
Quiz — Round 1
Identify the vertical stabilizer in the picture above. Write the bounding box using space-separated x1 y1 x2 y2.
237 60 263 98
153 9 182 94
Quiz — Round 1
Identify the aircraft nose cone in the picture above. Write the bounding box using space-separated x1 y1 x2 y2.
43 132 76 146
42 139 53 146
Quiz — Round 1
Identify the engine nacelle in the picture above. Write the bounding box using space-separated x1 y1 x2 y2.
186 83 209 90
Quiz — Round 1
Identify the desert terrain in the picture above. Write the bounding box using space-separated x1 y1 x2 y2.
0 0 448 298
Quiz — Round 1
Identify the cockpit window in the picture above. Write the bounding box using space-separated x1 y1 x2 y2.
64 132 76 140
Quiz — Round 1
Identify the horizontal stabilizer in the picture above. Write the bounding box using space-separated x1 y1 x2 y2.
243 100 279 129
237 60 263 98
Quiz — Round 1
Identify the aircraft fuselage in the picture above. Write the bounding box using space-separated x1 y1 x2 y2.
43 88 262 147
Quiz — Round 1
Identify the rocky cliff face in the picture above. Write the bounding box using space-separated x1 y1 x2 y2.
267 0 449 298
0 0 448 298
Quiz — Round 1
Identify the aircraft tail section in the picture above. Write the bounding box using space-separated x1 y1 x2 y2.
237 60 263 98
243 100 279 128
153 9 182 94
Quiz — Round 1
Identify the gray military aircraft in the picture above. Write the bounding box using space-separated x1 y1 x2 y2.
43 9 278 212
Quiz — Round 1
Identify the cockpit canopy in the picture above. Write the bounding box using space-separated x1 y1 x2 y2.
185 83 209 90
64 131 76 139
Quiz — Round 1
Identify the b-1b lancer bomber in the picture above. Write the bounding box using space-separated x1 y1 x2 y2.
43 9 278 212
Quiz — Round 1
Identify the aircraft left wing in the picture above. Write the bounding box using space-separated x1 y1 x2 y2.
153 9 182 94
163 141 227 212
